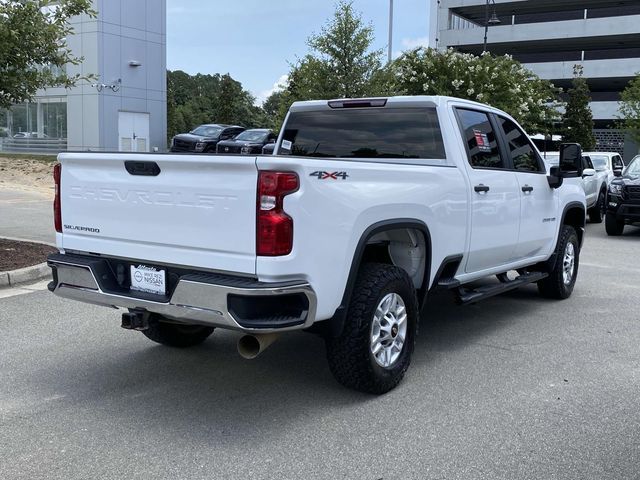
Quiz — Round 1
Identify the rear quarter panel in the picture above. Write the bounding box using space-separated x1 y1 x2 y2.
256 156 468 320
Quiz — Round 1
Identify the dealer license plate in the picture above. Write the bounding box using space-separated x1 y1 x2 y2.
130 265 166 295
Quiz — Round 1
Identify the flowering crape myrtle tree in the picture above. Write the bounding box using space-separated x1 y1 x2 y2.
391 47 562 134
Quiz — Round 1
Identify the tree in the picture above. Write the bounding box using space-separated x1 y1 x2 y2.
562 65 595 150
166 70 268 141
215 74 253 125
619 73 640 145
262 90 286 131
272 1 387 128
304 0 383 98
0 0 95 109
391 47 561 134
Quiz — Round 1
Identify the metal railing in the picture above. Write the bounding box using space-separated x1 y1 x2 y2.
0 137 68 153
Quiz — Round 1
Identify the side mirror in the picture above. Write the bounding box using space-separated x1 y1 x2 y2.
613 168 623 177
559 143 583 177
547 165 564 189
582 168 596 178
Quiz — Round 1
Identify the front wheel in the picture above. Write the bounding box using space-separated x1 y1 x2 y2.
605 213 624 236
538 225 580 299
325 263 418 394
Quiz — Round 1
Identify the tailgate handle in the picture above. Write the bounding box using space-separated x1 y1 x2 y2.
125 161 161 176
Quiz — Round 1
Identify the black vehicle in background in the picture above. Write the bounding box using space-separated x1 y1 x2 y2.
216 129 277 155
606 155 640 236
262 142 276 155
170 124 245 153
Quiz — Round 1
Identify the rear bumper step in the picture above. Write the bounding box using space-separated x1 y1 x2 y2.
47 253 317 333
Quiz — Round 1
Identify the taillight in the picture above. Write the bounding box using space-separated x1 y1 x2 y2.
257 171 299 256
53 163 62 233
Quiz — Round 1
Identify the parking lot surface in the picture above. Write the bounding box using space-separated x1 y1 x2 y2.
0 189 54 244
1 224 639 480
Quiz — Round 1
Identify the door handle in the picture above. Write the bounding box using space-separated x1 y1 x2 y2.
125 161 161 176
474 184 490 193
521 185 534 193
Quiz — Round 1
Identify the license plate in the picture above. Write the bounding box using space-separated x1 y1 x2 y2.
130 265 166 295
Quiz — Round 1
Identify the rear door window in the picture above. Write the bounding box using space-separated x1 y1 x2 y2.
280 107 446 160
455 108 505 169
497 116 544 173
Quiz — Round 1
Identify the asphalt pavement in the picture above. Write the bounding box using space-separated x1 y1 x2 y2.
0 189 54 244
1 223 639 480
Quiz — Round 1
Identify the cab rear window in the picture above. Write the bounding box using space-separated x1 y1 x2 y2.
280 108 446 160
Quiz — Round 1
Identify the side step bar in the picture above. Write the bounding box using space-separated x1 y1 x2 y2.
455 271 548 305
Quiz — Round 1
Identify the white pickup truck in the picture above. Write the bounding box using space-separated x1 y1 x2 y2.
544 151 609 223
48 96 587 394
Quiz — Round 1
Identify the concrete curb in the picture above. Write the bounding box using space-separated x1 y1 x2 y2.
0 236 56 248
0 263 51 288
0 236 55 288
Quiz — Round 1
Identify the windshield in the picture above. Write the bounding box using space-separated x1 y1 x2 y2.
190 126 222 137
235 130 268 142
281 107 445 159
625 157 640 176
589 155 609 171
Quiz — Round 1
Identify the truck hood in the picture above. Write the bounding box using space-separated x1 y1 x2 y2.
174 133 218 142
613 175 640 186
217 139 262 148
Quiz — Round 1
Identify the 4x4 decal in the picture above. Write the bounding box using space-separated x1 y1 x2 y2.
310 171 349 180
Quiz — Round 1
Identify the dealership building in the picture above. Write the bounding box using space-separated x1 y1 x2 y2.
431 0 640 161
0 0 167 153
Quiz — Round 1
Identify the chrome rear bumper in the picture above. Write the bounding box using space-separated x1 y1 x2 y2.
47 253 317 333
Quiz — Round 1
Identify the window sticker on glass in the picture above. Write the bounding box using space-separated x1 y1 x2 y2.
281 139 292 151
473 129 491 152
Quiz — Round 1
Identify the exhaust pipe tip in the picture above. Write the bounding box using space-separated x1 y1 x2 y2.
237 333 280 360
238 335 261 360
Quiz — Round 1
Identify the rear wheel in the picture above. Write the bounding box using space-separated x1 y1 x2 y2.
538 225 580 299
605 213 624 236
325 263 418 394
589 191 605 223
142 316 214 348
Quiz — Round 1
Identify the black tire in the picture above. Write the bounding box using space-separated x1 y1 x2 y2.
325 263 419 394
142 316 214 348
589 191 605 223
605 212 624 236
537 225 580 299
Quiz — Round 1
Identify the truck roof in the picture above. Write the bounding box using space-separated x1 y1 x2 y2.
289 95 509 116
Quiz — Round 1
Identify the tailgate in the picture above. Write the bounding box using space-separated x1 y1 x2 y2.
58 153 257 274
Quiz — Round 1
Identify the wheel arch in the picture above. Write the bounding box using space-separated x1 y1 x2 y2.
324 219 432 338
561 201 586 248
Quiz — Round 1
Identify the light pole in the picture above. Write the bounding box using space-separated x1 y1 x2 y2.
483 0 501 53
388 0 394 64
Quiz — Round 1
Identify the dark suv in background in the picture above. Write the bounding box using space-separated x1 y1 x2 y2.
216 129 277 155
170 124 245 153
606 155 640 236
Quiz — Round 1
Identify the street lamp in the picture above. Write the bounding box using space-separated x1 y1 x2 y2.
483 0 501 53
388 0 394 64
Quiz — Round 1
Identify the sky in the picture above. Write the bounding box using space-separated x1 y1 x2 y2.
166 0 432 104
